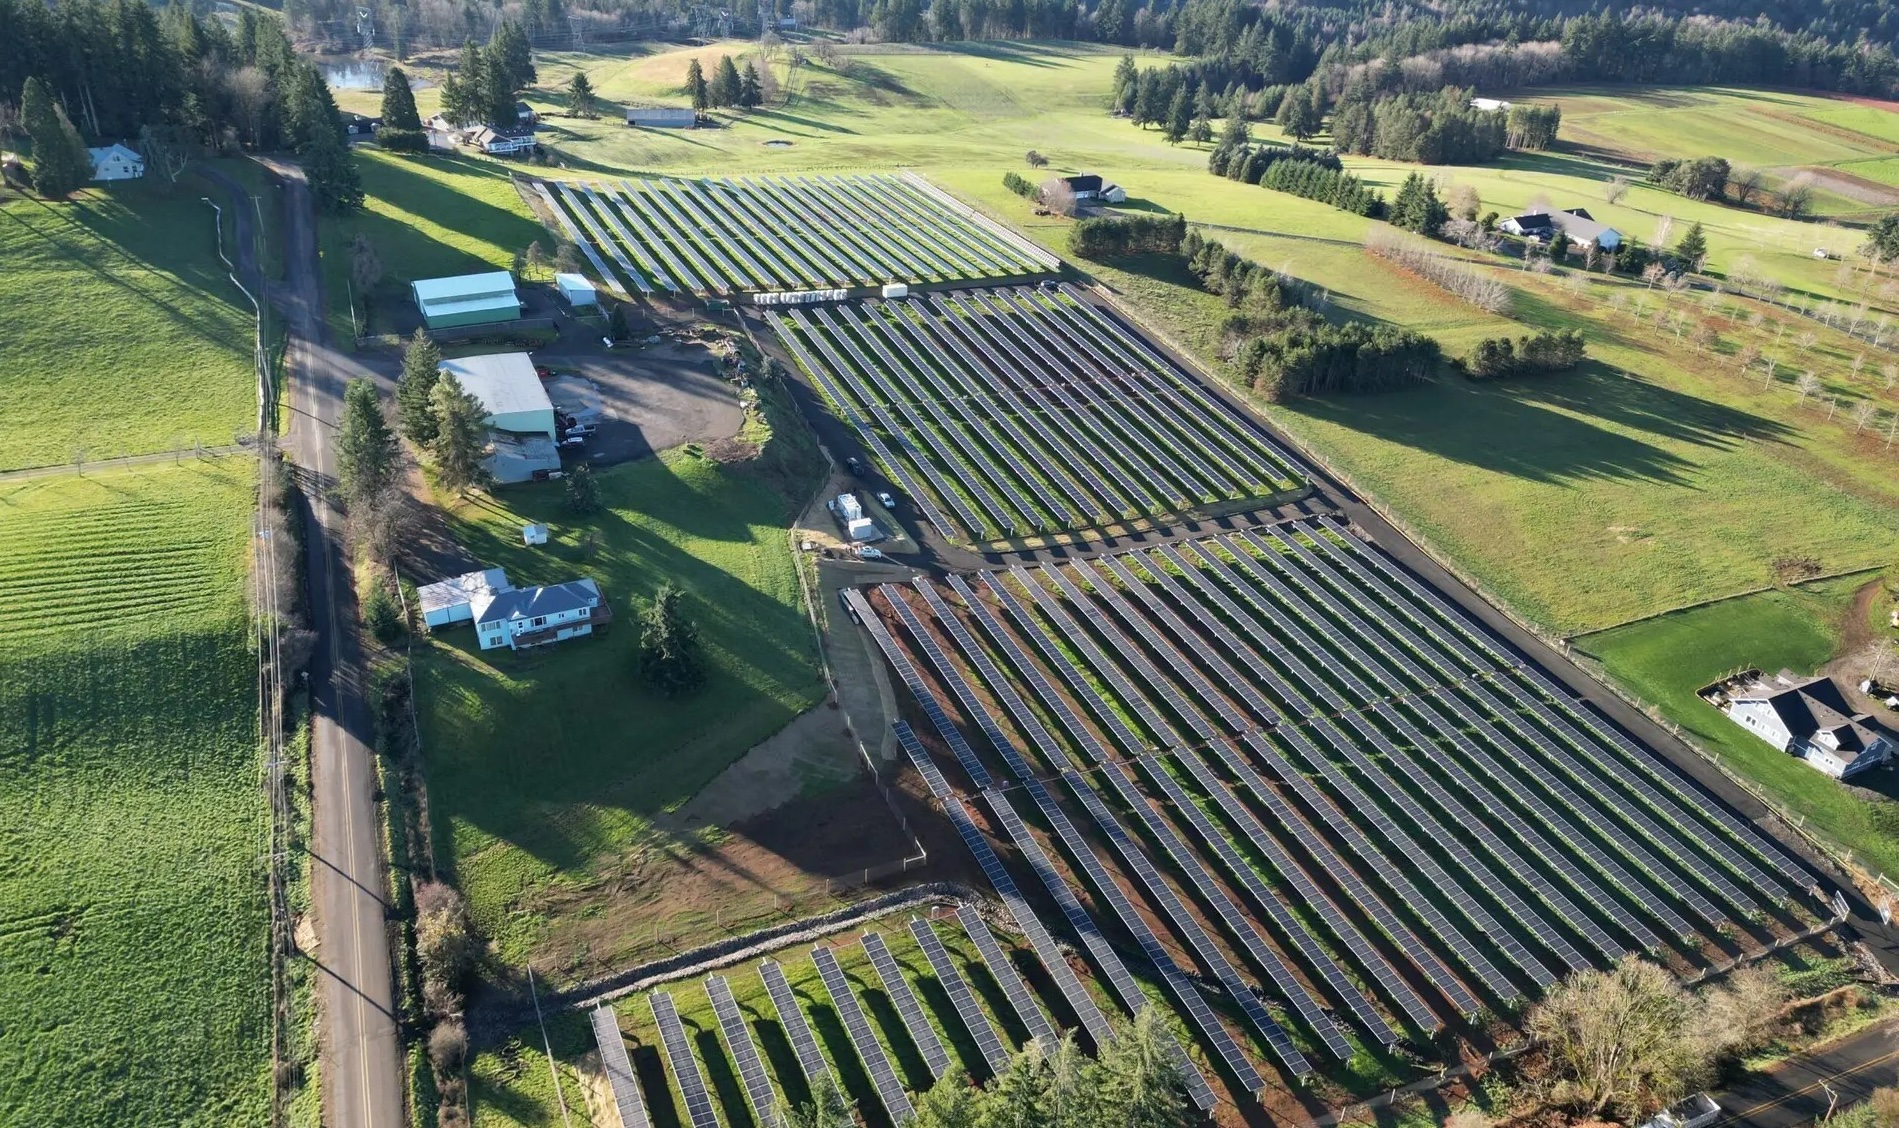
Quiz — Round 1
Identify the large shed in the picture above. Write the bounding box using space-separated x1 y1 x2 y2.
626 107 698 128
555 272 599 309
412 271 521 330
440 353 557 438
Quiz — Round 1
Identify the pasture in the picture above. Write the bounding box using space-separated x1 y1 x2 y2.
0 459 267 1128
416 446 827 970
1576 574 1899 878
0 181 257 470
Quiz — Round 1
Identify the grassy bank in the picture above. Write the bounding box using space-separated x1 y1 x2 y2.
0 460 267 1126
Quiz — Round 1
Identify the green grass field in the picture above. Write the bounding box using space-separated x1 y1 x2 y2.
417 448 825 966
0 180 257 470
1575 574 1899 877
0 459 268 1127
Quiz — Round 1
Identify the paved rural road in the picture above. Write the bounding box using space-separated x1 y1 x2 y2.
1715 1020 1899 1125
257 158 405 1128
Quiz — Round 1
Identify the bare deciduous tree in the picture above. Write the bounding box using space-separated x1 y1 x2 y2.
1041 177 1078 217
1603 175 1629 205
1365 229 1512 313
1731 165 1765 206
1853 401 1880 433
1797 371 1823 401
1526 958 1711 1121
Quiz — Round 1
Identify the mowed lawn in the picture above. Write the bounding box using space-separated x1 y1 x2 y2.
0 459 267 1127
1575 574 1899 877
0 182 256 470
417 449 825 963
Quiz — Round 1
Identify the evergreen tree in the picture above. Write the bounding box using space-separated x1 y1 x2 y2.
1218 113 1249 148
567 72 596 117
21 77 88 199
638 583 706 697
489 21 536 89
302 115 363 212
685 59 710 112
397 330 443 445
1096 1008 1195 1128
441 40 487 125
1675 221 1709 270
1389 171 1446 235
483 41 521 125
1111 54 1138 115
712 55 743 108
739 62 762 109
381 66 423 130
1133 70 1167 129
566 462 602 513
1277 85 1321 141
429 371 491 495
336 378 400 509
1189 115 1213 144
1163 85 1192 144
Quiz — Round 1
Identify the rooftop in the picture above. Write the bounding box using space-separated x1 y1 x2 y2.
412 271 519 304
440 353 553 419
417 567 509 615
474 578 602 627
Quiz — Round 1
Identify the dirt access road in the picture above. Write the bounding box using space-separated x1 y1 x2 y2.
254 158 404 1128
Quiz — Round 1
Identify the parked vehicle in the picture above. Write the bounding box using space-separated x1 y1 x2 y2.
854 545 885 560
565 425 596 439
559 436 587 449
535 365 556 379
1039 279 1062 292
845 457 868 477
1639 1094 1720 1128
875 491 897 509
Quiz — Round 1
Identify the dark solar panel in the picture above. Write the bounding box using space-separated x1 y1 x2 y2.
650 991 723 1128
592 1005 652 1128
812 947 914 1123
706 976 782 1128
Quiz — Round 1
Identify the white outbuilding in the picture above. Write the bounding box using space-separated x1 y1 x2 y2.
555 272 599 309
417 567 510 629
438 352 561 483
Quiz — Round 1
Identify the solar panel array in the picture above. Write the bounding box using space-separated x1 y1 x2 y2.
592 1005 652 1128
812 946 915 1124
706 975 781 1128
759 960 836 1094
771 286 1306 541
954 905 1059 1050
651 991 723 1128
853 520 1818 1095
861 932 955 1080
551 174 1057 295
907 917 1012 1076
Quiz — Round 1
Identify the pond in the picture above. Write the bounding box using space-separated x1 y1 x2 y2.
323 60 386 90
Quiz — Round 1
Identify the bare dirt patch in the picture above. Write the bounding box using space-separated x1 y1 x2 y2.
1787 166 1899 208
682 703 860 826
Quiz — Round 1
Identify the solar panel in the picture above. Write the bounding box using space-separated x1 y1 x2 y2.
878 585 1036 781
906 579 1070 775
861 933 954 1080
998 568 1181 749
907 918 1012 1077
842 587 994 790
1208 535 1377 702
650 991 724 1128
1207 735 1486 1014
1059 771 1314 1076
1155 542 1339 716
812 947 914 1123
1128 547 1311 719
706 976 782 1128
758 961 837 1094
592 1005 652 1128
954 905 1060 1048
977 787 1223 1108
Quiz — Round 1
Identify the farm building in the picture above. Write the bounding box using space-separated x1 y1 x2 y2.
626 106 698 128
1501 208 1623 250
522 523 550 546
87 143 144 181
412 271 521 330
438 352 562 483
1723 671 1895 779
469 126 537 155
473 577 609 650
1469 97 1512 112
418 568 510 629
555 272 599 308
515 100 538 125
1051 173 1127 203
342 112 381 137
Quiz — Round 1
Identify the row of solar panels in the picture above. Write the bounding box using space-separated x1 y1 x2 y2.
588 914 1074 1128
770 285 1306 541
853 522 1818 1093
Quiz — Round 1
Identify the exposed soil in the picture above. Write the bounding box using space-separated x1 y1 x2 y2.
681 702 860 826
1821 579 1899 726
1781 165 1899 208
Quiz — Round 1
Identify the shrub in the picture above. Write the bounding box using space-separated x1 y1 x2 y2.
1068 213 1186 259
376 128 429 154
1459 329 1587 378
363 580 405 643
1003 171 1037 198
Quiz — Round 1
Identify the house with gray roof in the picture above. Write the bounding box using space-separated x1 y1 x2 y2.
1501 207 1623 251
471 577 611 650
1724 671 1895 779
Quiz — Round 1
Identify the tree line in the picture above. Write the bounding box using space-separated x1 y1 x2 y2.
437 23 537 128
0 0 362 210
1206 137 1383 219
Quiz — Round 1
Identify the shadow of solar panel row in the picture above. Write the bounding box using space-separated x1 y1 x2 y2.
759 960 837 1094
1312 519 1810 895
907 918 1013 1077
812 305 1039 533
769 321 958 539
651 991 724 1128
795 306 1020 537
880 588 1035 783
535 182 636 296
862 932 955 1080
706 975 782 1128
812 947 914 1124
592 1005 653 1128
1209 535 1379 702
991 778 1255 1099
1239 531 1442 692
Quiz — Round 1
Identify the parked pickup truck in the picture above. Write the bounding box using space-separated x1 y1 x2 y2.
1639 1094 1720 1128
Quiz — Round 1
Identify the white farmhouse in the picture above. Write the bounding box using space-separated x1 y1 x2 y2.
417 568 509 629
472 578 609 650
1724 671 1896 779
87 143 144 181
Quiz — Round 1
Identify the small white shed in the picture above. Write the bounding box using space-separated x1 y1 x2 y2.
88 143 145 181
522 523 550 546
555 272 599 309
417 568 510 628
